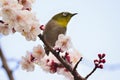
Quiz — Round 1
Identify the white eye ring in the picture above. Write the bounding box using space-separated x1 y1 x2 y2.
62 12 67 16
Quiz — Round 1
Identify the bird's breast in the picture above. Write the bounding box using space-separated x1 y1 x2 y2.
43 20 66 47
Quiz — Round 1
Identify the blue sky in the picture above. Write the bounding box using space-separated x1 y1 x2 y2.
0 0 120 80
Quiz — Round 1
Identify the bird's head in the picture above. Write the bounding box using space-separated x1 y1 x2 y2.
52 12 77 28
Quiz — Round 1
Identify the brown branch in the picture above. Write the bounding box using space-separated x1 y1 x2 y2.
0 48 14 80
38 34 86 80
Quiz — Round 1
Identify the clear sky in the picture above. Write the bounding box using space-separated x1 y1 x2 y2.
0 0 120 80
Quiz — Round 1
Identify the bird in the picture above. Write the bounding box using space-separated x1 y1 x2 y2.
43 12 77 55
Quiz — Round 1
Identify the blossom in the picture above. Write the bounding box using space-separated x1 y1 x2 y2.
54 34 72 51
18 0 35 10
0 0 23 10
21 52 35 72
57 68 74 80
0 0 41 41
32 44 45 61
68 49 82 68
0 22 11 35
21 25 41 41
2 8 40 33
1 0 23 30
21 45 45 71
38 57 51 72
39 53 60 73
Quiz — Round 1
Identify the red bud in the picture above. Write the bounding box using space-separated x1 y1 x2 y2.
40 25 45 30
98 64 103 69
30 54 35 62
94 59 99 65
50 60 58 73
98 54 102 59
100 59 106 63
46 59 49 63
102 53 106 58
65 52 70 63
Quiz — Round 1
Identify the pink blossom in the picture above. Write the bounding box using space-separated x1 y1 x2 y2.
38 57 51 72
68 49 82 68
0 22 11 35
21 25 41 41
1 2 22 29
39 53 60 73
18 0 35 10
21 45 45 71
0 0 21 7
32 44 45 61
0 0 41 41
54 34 72 51
57 68 74 80
21 52 35 72
1 0 23 11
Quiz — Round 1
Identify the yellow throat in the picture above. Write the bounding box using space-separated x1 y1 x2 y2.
52 12 77 28
55 18 69 28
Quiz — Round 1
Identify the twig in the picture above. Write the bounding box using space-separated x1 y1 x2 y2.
73 57 83 71
85 66 97 79
0 48 14 80
85 53 106 79
38 34 85 80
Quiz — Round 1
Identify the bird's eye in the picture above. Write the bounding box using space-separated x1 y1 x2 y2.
62 12 67 16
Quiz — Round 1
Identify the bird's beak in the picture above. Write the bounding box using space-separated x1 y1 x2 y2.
72 13 78 16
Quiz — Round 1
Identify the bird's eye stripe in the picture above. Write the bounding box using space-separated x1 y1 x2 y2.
62 12 67 16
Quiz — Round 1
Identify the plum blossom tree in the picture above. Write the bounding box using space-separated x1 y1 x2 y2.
0 0 106 80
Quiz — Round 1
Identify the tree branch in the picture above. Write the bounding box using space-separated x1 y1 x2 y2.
0 48 14 80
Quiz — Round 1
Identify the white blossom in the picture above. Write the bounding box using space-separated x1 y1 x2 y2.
0 22 11 35
0 0 41 41
21 23 40 41
32 44 45 61
18 0 35 10
0 0 23 10
57 68 74 80
68 49 82 68
21 52 35 72
54 34 72 51
39 53 60 73
38 57 50 72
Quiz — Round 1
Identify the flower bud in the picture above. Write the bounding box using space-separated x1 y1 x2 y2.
94 59 99 65
102 53 106 58
100 59 106 64
40 25 45 30
98 64 103 69
98 54 102 59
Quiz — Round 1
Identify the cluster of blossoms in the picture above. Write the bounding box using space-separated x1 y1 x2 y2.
94 53 106 69
21 34 82 80
0 0 41 41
